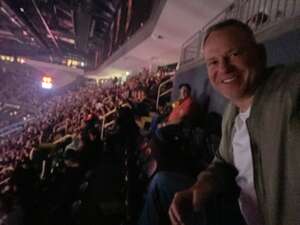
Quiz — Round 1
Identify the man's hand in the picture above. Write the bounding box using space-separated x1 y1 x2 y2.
168 177 214 225
169 188 193 225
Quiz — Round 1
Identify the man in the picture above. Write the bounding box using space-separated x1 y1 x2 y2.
147 83 197 136
169 19 300 225
159 83 197 128
166 84 193 124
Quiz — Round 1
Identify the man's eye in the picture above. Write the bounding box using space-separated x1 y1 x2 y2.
231 50 243 57
208 61 218 66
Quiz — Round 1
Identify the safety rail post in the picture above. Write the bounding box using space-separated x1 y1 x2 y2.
156 76 174 110
100 103 131 140
100 108 116 140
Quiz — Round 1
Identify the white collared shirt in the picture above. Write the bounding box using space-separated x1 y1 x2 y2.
232 107 263 225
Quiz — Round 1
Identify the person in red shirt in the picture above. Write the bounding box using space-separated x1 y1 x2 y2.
160 83 196 127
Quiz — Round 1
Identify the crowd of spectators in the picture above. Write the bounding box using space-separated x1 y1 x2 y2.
0 66 174 195
0 70 51 129
0 62 217 225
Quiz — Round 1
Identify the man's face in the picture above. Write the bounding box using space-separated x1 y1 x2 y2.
203 26 262 102
179 86 190 99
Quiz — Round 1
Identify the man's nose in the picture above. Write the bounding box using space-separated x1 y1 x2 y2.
219 57 232 73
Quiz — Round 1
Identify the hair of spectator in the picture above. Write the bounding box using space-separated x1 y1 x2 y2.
178 83 191 92
201 19 257 52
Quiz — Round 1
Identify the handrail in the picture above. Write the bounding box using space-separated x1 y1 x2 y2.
3 103 21 109
159 89 172 98
156 76 174 110
40 160 46 180
0 122 23 134
0 117 35 138
100 103 132 140
0 177 10 186
100 108 117 140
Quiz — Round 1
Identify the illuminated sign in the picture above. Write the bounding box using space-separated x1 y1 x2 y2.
41 76 53 89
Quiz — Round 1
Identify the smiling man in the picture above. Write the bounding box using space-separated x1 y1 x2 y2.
203 20 266 113
168 19 300 225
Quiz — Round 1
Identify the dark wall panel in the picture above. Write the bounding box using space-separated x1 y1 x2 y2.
264 28 300 67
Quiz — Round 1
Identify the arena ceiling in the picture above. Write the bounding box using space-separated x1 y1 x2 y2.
0 0 121 66
0 0 233 79
87 0 233 78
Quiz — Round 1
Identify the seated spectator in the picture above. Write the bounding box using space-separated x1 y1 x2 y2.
147 84 199 137
158 83 198 128
133 89 156 131
138 171 197 225
149 124 205 176
138 112 223 225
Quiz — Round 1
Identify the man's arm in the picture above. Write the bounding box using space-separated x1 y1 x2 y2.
168 160 239 225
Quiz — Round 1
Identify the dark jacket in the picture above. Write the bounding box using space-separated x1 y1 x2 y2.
199 63 300 225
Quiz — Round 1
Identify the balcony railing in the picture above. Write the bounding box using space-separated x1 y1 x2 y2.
179 0 300 68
